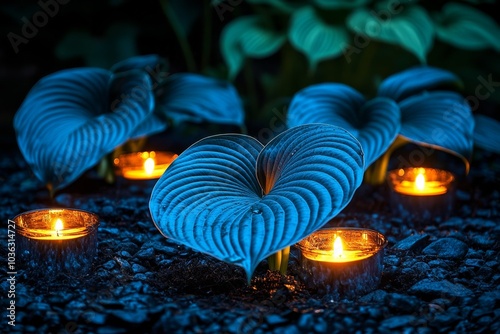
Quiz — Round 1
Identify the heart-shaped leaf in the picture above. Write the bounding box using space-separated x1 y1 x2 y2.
156 73 245 127
377 65 462 102
286 83 400 167
433 2 500 52
288 6 349 69
398 91 474 168
14 68 155 191
473 114 500 153
221 16 286 80
150 124 364 280
347 5 434 63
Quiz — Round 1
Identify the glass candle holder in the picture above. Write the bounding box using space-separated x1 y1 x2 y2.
387 167 455 223
114 151 178 180
296 228 387 298
13 208 99 277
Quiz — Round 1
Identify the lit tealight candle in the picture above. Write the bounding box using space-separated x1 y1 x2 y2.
115 151 178 180
391 167 452 196
297 228 387 297
387 167 456 223
54 218 63 238
13 208 99 277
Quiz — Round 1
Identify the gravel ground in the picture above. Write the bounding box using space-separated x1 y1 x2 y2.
1 147 499 334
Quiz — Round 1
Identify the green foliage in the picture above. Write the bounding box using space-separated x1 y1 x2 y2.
347 5 434 64
289 6 349 70
221 16 286 80
219 1 500 79
433 2 500 52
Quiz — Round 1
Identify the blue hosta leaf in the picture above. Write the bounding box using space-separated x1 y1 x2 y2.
156 73 245 127
287 83 400 167
221 16 286 80
399 91 474 166
150 124 364 280
473 115 500 153
314 0 369 9
378 65 462 102
111 54 170 138
289 6 349 69
111 54 167 77
14 68 155 191
433 3 500 52
347 5 434 63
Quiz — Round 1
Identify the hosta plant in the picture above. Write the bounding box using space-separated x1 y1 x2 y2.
149 124 364 281
287 66 475 184
14 55 245 195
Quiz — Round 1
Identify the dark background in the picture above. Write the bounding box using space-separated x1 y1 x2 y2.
2 0 500 152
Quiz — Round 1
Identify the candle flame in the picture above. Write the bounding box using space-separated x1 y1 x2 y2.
55 218 63 237
415 173 426 190
144 157 155 175
333 236 343 258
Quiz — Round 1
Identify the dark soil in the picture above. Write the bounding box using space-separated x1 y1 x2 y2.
1 147 499 334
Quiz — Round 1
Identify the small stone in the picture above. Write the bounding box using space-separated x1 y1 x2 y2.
132 263 147 274
265 314 287 326
470 234 495 248
439 217 463 230
423 238 468 260
103 260 116 270
109 309 149 325
412 262 430 275
227 316 251 333
359 289 388 303
118 251 132 258
385 255 400 266
430 313 461 327
135 247 155 260
134 273 147 280
429 267 449 280
477 316 493 326
297 313 314 329
116 241 140 255
114 258 132 272
393 234 429 252
313 318 328 333
485 260 498 267
87 313 107 325
466 248 484 259
385 293 419 313
27 302 51 312
153 244 178 255
408 279 473 300
102 205 114 215
464 258 484 268
380 315 417 329
464 218 496 230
